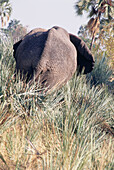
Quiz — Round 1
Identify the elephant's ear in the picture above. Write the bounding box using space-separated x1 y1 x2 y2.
69 33 95 74
13 40 22 59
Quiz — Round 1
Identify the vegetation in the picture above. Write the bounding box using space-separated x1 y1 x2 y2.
7 19 28 43
75 0 114 50
78 23 114 70
75 0 113 20
0 0 113 169
0 28 114 169
76 0 114 69
0 0 12 27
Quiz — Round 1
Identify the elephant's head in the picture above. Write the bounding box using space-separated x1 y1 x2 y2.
13 26 94 90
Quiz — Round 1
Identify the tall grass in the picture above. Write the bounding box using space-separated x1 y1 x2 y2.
0 32 114 169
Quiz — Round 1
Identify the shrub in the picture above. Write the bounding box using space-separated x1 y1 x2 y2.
87 54 113 88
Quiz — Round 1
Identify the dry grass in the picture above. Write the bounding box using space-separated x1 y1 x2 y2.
0 118 113 170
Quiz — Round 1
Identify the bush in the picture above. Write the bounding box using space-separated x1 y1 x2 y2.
87 54 113 88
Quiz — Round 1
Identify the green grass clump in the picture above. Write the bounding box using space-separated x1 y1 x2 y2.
87 54 114 93
0 32 114 169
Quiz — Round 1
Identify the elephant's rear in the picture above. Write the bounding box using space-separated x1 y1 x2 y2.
35 27 77 89
14 31 48 80
13 27 77 89
13 26 94 91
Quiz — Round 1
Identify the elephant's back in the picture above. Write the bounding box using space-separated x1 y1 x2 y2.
15 26 77 89
37 27 77 88
24 28 47 37
15 30 48 73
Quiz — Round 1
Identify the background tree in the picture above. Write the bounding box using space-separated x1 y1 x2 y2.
0 0 12 27
7 19 28 43
75 0 114 69
99 22 114 68
75 0 113 20
75 0 113 50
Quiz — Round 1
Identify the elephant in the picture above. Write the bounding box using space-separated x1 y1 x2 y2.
13 26 94 90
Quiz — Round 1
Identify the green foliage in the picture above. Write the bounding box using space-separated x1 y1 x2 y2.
75 0 113 20
7 19 28 43
77 22 114 69
0 31 13 87
75 0 114 50
87 54 113 87
0 31 114 169
0 0 9 4
7 19 20 30
0 0 12 27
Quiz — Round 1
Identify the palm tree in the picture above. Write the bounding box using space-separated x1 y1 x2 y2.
0 1 12 27
75 0 113 19
75 0 113 49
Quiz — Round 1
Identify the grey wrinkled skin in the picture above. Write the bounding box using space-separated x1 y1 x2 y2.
13 26 94 90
